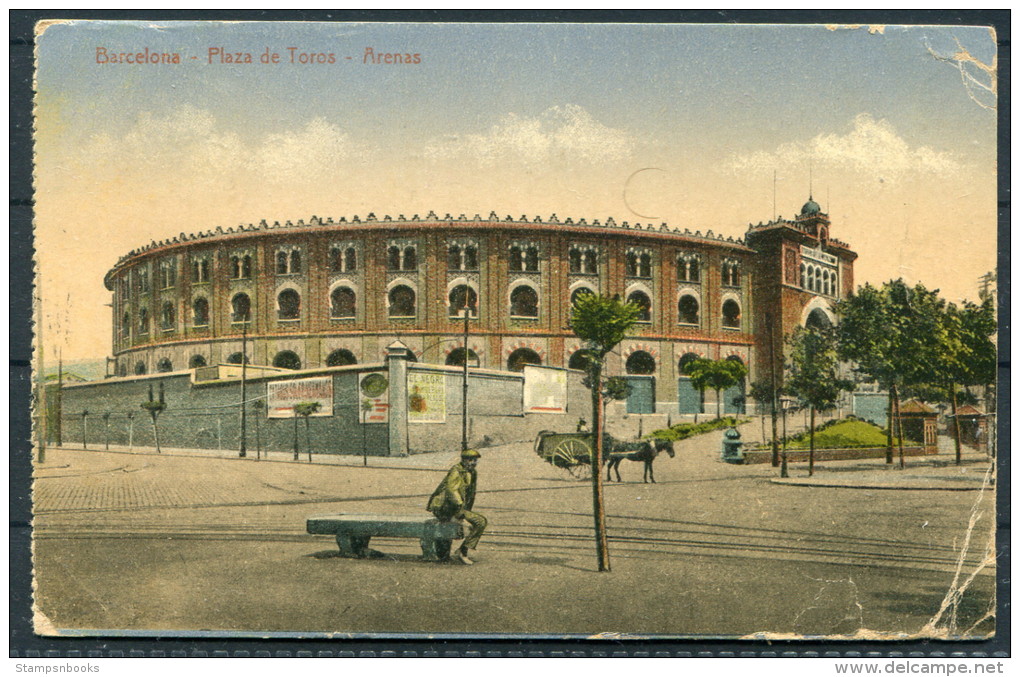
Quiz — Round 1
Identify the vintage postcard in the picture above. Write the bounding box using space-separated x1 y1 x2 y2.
30 20 999 641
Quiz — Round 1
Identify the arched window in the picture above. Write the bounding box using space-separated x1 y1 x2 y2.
326 349 357 367
161 301 176 330
678 295 700 324
276 251 289 275
387 246 402 271
447 245 461 270
445 347 479 367
388 285 416 317
627 290 652 322
192 258 209 283
138 307 149 334
344 247 357 272
134 362 147 375
509 246 524 272
403 246 417 271
241 255 252 279
448 285 477 317
117 363 127 377
231 293 251 323
330 287 356 318
571 287 595 307
507 348 542 372
193 297 209 327
226 352 248 365
639 253 652 278
156 358 173 373
800 263 806 289
189 355 207 369
278 289 301 320
231 256 242 279
329 248 343 272
626 252 638 277
678 255 700 282
510 285 539 317
273 351 301 370
568 350 591 372
524 246 539 272
122 312 131 338
626 351 656 375
289 250 302 274
463 246 478 270
722 299 741 328
582 250 597 274
569 249 582 273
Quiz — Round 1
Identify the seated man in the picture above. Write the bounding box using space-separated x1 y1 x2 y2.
427 449 487 565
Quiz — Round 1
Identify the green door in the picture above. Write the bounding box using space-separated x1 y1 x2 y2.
625 376 655 414
723 380 746 415
677 378 703 414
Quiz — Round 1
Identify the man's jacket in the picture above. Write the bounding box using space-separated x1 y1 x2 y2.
427 462 477 520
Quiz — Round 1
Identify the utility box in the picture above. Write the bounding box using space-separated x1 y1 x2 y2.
721 427 744 463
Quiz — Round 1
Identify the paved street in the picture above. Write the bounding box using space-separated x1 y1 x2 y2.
32 427 995 638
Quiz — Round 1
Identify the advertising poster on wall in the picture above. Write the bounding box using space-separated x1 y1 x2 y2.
407 372 445 423
266 377 333 418
523 365 567 414
358 372 389 423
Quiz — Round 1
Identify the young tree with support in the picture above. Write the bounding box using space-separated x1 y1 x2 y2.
569 293 641 573
293 401 322 462
785 326 854 476
140 383 166 453
682 358 748 420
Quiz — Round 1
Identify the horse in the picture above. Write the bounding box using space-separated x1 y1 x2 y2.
604 437 676 483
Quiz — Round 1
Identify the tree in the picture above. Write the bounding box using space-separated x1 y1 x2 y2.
785 326 854 476
682 358 748 419
140 383 166 454
836 280 947 468
569 293 642 572
293 401 322 462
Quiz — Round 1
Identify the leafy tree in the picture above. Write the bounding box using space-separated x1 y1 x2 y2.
293 401 322 462
682 358 748 419
786 326 854 476
569 293 642 572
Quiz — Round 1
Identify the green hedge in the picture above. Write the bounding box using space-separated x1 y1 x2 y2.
648 416 748 442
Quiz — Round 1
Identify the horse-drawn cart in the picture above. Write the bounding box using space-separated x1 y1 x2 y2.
534 430 594 480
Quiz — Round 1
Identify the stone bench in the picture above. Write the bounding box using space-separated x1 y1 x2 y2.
306 513 465 561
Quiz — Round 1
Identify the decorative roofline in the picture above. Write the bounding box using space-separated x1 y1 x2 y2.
105 212 758 285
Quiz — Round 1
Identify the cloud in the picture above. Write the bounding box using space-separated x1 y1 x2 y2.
725 113 962 178
74 105 367 186
423 104 635 165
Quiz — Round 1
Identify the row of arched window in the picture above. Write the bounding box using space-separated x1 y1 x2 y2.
121 286 743 337
800 263 837 296
130 347 746 381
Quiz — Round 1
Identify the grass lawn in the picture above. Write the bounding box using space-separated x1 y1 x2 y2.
785 418 913 449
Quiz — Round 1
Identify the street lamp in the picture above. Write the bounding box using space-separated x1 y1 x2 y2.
780 396 796 478
239 310 250 458
460 298 476 452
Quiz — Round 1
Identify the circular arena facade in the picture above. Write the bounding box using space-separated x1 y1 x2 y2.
104 201 856 415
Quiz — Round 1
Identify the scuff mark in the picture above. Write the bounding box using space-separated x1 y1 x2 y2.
925 31 997 111
921 463 996 638
824 24 886 35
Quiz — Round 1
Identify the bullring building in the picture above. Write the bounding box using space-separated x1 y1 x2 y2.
104 198 855 416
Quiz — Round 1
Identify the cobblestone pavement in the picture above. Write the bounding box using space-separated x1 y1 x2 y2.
30 431 996 637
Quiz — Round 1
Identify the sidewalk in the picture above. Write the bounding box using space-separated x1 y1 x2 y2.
769 450 994 491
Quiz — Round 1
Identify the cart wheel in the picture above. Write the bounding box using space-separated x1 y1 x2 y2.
566 462 592 480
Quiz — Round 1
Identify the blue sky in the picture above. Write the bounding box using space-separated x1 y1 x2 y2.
35 21 998 360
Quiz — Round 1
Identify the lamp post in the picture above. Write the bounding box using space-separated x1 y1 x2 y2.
239 311 249 458
780 396 795 478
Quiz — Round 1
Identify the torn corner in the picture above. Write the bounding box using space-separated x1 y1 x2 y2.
33 603 59 636
824 24 886 35
35 20 75 38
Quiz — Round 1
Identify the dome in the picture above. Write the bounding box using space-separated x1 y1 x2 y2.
800 197 821 216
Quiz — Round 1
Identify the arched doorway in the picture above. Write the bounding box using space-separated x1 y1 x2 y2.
568 350 591 372
134 362 147 375
507 348 541 372
189 355 207 369
625 351 656 375
156 358 173 373
806 307 833 330
624 351 656 414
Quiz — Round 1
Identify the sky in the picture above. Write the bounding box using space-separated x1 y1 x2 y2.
34 21 999 362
